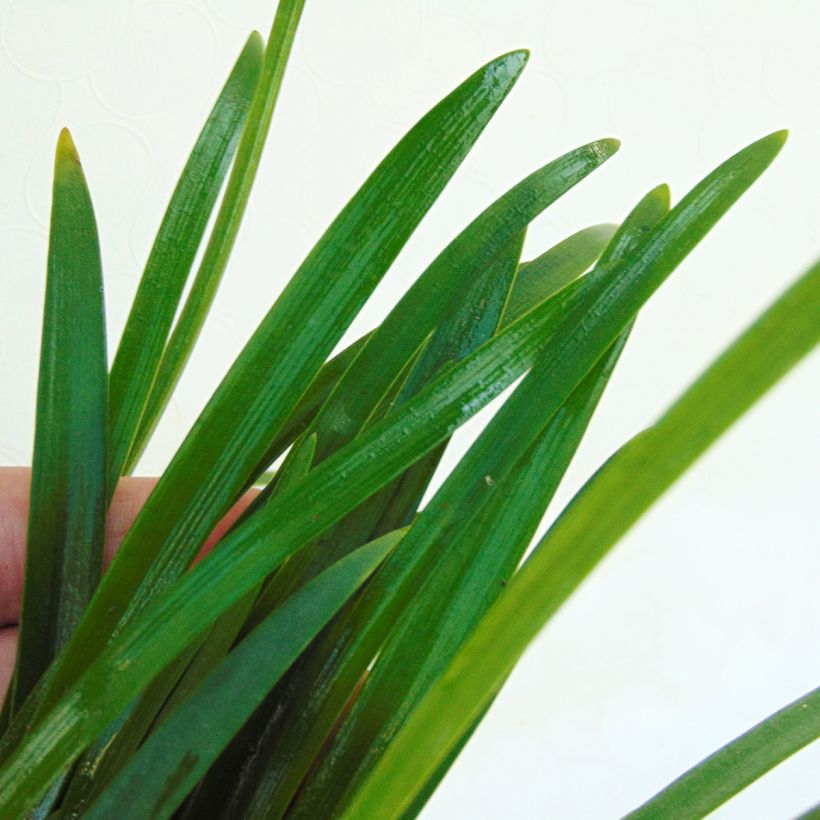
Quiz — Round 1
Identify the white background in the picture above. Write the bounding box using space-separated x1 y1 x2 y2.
1 1 819 817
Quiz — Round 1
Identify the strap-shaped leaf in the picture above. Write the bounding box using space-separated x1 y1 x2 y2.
290 187 668 817
125 0 305 469
26 48 530 719
252 221 617 476
84 531 404 820
343 250 819 820
182 231 526 820
0 132 784 816
237 138 619 631
0 242 609 815
56 433 318 816
8 129 107 716
307 139 618 464
107 32 263 486
627 684 820 819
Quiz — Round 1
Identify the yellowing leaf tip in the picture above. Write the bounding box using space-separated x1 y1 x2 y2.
56 127 80 168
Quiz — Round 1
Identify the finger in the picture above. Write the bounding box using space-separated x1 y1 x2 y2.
0 627 18 704
0 467 258 628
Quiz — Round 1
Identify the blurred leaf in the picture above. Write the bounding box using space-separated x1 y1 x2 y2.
8 129 107 717
344 249 820 820
627 686 820 818
107 33 263 486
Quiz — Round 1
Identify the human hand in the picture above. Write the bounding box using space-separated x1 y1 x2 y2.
0 467 256 705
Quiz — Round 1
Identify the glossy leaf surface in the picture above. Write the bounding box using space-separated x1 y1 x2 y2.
9 130 107 716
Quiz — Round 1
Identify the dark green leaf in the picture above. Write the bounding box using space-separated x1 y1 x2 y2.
289 185 667 818
125 1 305 468
84 532 403 820
8 129 107 716
24 47 530 723
0 132 785 816
107 33 263 486
254 220 616 475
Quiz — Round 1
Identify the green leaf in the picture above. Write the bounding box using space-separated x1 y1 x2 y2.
125 1 305 469
0 131 784 816
307 139 618 463
343 249 820 820
181 228 525 820
7 129 107 717
107 32 263 487
253 220 617 476
236 138 619 633
288 185 666 818
56 433 318 816
84 531 404 820
627 684 820 819
0 240 597 814
503 222 616 323
24 47 531 722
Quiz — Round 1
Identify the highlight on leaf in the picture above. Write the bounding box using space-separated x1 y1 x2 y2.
0 2 816 819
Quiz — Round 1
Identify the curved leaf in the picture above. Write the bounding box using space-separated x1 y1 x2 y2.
343 250 819 820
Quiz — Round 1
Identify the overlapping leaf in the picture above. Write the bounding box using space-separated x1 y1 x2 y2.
107 33 263 486
13 47 531 735
84 532 403 820
0 130 786 818
343 252 820 819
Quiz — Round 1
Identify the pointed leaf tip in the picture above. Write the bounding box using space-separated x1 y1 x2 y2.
246 30 264 56
750 128 789 158
56 127 80 167
486 49 530 83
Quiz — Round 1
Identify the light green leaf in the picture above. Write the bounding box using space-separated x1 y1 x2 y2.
628 684 820 819
343 251 820 820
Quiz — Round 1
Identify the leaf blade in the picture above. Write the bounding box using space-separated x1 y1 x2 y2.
627 684 820 819
84 532 403 820
31 47 531 717
107 32 263 486
343 250 820 820
0 132 786 815
125 1 305 467
8 129 107 716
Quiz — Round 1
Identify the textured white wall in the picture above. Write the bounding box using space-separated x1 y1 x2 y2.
1 1 818 817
